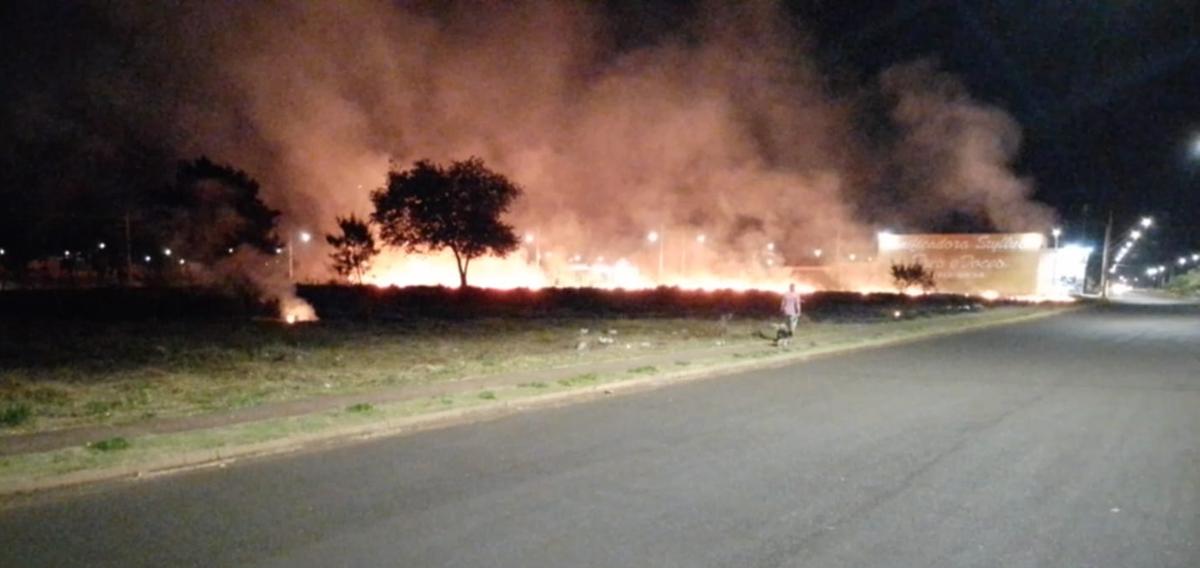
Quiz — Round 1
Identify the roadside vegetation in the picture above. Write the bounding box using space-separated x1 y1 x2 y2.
1166 268 1200 297
0 287 1047 436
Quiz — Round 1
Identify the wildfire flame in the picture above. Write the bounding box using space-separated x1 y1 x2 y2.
362 249 818 294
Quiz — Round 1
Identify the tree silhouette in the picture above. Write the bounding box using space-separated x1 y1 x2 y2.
155 157 281 265
371 157 521 287
326 214 379 284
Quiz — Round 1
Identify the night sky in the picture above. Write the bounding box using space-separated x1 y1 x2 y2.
2 1 1198 265
791 0 1200 260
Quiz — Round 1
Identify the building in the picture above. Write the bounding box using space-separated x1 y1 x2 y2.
873 233 1090 297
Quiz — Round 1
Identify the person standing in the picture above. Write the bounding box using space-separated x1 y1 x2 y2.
780 283 802 339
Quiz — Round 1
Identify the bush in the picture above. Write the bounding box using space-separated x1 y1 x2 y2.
1167 269 1200 297
88 437 131 452
0 402 33 428
891 262 937 293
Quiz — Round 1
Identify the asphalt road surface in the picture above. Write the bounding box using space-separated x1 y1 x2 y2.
3 299 1199 567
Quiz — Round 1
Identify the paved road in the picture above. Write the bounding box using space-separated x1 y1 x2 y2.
3 301 1199 567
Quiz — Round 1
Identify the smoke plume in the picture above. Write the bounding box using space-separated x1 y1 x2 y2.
9 0 1057 287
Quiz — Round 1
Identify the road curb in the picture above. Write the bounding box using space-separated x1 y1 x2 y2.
0 307 1073 501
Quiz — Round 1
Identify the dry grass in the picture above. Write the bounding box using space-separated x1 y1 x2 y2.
0 317 770 433
0 307 1049 436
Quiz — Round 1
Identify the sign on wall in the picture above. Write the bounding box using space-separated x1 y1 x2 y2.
877 233 1046 295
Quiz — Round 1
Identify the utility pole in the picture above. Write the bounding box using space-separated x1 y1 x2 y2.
123 211 134 286
287 235 295 282
658 229 665 283
1099 211 1113 299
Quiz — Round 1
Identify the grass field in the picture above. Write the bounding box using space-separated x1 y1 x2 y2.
0 302 1053 437
0 316 783 433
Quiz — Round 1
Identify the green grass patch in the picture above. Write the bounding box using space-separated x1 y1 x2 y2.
557 373 599 387
0 403 33 428
478 390 497 400
345 403 374 413
88 437 130 452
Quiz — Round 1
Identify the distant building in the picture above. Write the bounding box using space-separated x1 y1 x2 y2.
874 233 1090 297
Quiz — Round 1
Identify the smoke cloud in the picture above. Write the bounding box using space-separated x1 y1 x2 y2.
881 60 1056 231
10 0 1057 286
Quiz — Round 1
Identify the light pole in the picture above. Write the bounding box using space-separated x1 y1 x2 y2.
686 233 705 275
524 232 540 268
647 230 663 282
289 231 312 281
1101 215 1153 298
1050 227 1062 291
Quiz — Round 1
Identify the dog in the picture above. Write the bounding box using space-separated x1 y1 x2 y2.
774 324 794 347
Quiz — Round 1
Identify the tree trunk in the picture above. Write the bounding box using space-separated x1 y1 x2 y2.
458 257 471 288
452 248 469 288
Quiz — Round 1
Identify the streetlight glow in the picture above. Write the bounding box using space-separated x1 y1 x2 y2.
1140 217 1153 228
813 248 823 258
98 242 107 250
1051 228 1062 237
163 248 172 257
298 231 312 244
696 234 706 244
523 233 534 244
646 231 659 243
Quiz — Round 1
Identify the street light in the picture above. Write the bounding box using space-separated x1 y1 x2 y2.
696 234 706 244
98 242 107 250
1140 217 1153 228
524 232 541 267
287 230 312 281
163 248 172 257
1051 228 1062 249
813 248 822 258
647 230 663 281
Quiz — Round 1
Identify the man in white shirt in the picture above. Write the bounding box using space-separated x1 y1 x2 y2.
780 283 802 339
